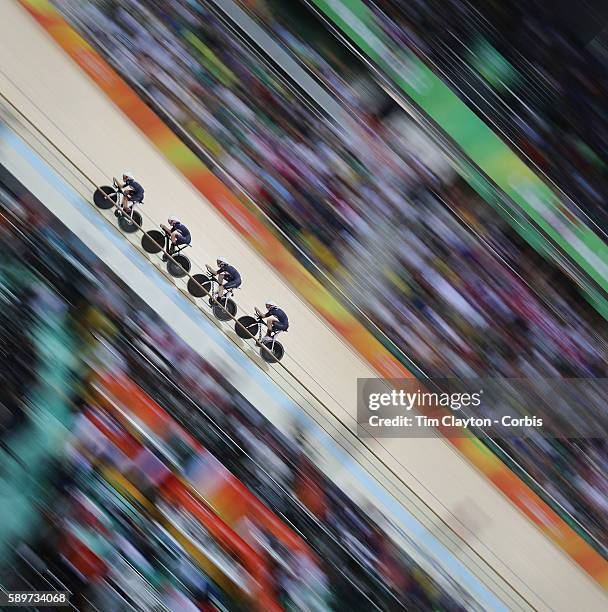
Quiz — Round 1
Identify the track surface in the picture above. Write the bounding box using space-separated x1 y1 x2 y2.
1 2 606 609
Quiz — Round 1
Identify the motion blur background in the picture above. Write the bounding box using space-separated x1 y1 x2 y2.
1 0 607 610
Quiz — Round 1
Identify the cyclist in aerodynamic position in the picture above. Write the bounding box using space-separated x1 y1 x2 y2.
160 216 191 260
206 256 242 298
116 170 144 216
255 299 289 340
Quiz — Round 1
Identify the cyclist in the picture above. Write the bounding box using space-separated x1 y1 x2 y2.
160 216 191 260
206 257 241 298
116 171 144 216
255 299 289 340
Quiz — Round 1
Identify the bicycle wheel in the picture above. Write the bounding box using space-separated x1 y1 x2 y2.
212 297 237 321
235 315 259 339
260 339 284 363
167 254 191 278
118 210 142 233
142 230 165 253
187 274 213 298
93 186 118 209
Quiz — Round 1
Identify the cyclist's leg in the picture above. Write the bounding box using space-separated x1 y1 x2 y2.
265 315 278 337
271 321 288 336
168 231 179 254
221 278 239 298
129 198 142 215
170 233 190 254
121 190 133 213
216 272 226 297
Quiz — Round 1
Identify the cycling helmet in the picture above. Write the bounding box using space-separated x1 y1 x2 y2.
168 216 180 225
265 299 276 307
216 256 228 266
122 171 134 180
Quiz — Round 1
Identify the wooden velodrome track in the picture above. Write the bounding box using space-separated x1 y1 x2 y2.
0 1 606 609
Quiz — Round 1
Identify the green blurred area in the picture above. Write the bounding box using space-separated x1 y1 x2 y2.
0 263 77 561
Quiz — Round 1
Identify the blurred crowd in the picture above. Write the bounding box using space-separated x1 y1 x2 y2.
0 251 38 444
110 295 471 610
0 173 81 447
52 0 608 552
361 0 608 227
0 172 473 608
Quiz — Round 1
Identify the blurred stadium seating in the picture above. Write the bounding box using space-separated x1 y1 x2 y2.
357 0 608 228
50 0 608 555
0 167 473 609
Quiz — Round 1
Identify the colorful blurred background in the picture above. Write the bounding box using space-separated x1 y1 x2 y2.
0 0 607 610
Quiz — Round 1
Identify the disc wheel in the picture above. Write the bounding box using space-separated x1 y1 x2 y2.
260 339 284 363
94 186 118 209
235 315 259 339
212 297 237 321
141 229 165 253
187 274 213 298
167 254 191 278
118 210 142 233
